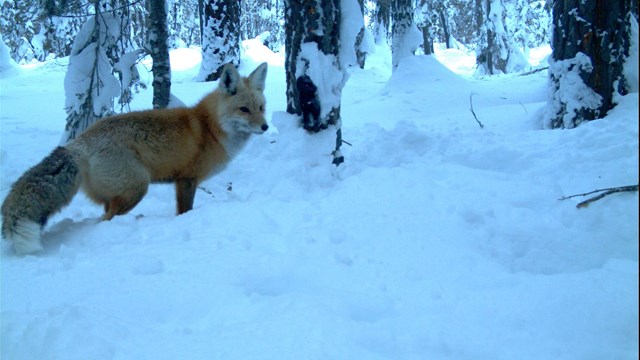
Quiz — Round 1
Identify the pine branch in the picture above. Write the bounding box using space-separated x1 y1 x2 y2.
559 185 639 208
469 92 484 129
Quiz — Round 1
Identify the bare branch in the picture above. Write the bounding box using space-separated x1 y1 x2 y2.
519 66 549 76
559 185 639 208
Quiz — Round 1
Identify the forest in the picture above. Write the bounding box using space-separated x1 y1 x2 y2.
1 0 636 137
2 0 551 64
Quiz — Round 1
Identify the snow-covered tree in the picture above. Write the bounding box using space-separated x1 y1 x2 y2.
546 0 633 129
62 1 142 143
284 0 349 165
0 32 16 72
1 1 42 62
502 0 551 59
417 0 457 53
40 0 86 60
475 0 528 75
523 1 551 49
372 0 391 44
342 0 369 69
416 0 436 54
198 0 241 81
391 0 420 69
240 0 284 51
168 0 200 48
352 0 369 68
148 0 171 109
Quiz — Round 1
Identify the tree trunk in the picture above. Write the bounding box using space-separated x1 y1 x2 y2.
284 0 346 165
391 0 417 69
284 0 343 131
198 0 240 82
197 0 204 44
421 25 433 55
417 0 435 55
438 8 451 49
148 0 171 109
476 0 527 75
547 0 631 129
476 0 496 74
355 0 367 69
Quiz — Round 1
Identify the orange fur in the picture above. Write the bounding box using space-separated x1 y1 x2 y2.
68 62 269 217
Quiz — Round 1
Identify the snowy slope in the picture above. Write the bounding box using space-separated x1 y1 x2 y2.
0 41 638 359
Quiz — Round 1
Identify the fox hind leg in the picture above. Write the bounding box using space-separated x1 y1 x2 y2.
82 156 150 221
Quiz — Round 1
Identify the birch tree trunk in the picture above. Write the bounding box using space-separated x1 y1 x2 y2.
148 0 171 109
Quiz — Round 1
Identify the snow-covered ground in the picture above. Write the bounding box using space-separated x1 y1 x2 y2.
1 40 638 359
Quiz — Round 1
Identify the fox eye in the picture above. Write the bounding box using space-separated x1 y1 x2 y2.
259 105 264 112
239 107 250 113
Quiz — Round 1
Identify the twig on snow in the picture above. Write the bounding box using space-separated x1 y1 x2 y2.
559 185 639 208
469 93 485 129
198 186 214 197
519 66 549 76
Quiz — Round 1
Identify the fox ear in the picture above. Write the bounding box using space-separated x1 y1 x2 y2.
248 62 268 92
220 63 240 95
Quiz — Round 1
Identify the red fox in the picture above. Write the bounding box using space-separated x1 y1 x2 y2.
1 62 269 255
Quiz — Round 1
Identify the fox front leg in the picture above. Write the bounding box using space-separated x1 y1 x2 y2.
176 178 197 214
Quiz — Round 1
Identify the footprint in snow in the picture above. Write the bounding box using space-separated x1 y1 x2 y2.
132 258 165 275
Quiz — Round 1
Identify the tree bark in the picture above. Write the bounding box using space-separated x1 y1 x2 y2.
199 0 240 82
391 0 417 69
284 0 346 165
148 0 171 109
284 0 342 131
355 0 367 68
438 8 451 49
421 24 433 55
476 0 497 74
548 0 631 128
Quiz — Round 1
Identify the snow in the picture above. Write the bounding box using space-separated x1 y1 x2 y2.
340 0 364 68
198 5 240 82
545 52 603 128
0 33 17 74
391 14 422 70
297 42 348 119
62 14 123 142
479 0 530 75
1 38 638 359
624 15 639 93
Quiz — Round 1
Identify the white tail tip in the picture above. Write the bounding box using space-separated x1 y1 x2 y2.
7 220 43 255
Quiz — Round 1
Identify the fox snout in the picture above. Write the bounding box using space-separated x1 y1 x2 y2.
254 123 269 134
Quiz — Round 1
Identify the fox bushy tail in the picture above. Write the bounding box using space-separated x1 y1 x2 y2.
1 146 81 255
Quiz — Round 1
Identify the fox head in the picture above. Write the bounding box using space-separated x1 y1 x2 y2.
217 62 269 136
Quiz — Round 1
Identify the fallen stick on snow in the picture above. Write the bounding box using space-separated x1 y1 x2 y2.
469 93 485 129
559 185 639 208
519 66 549 76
